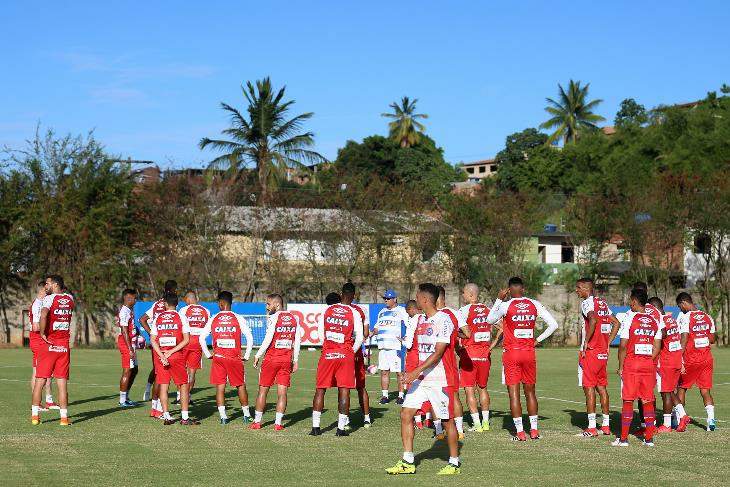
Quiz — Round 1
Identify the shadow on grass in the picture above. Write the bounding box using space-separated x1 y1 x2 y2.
414 439 465 466
500 411 550 434
69 394 117 406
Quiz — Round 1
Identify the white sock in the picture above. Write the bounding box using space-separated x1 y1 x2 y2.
338 413 348 430
381 390 388 398
471 412 482 429
242 405 250 417
120 391 127 403
398 391 404 399
403 452 414 463
587 413 596 429
60 408 68 419
513 417 524 433
415 414 422 423
364 414 371 423
153 399 161 411
664 413 672 426
32 405 39 416
448 456 460 467
425 412 431 421
674 404 687 419
181 410 189 420
529 415 538 431
706 405 715 421
481 410 490 424
455 416 464 434
254 410 263 423
312 410 321 428
45 394 53 403
163 411 172 420
176 391 181 400
275 412 284 425
345 415 350 425
435 419 444 434
218 406 227 419
602 414 610 426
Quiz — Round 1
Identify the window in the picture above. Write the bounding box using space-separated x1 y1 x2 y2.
490 165 497 172
561 246 575 263
694 234 711 255
466 167 475 174
538 245 546 263
478 166 486 173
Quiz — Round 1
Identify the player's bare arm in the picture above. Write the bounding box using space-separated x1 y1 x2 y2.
458 323 471 339
163 332 189 360
39 307 51 343
617 339 628 376
489 323 504 352
151 340 168 366
607 316 621 346
139 314 151 335
584 311 597 351
651 337 662 361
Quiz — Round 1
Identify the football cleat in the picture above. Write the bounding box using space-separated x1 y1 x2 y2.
482 421 490 431
118 401 135 408
363 421 372 429
458 432 465 440
611 438 629 447
529 429 541 440
219 417 228 425
415 421 424 430
385 460 416 475
642 439 655 447
308 427 322 436
31 415 41 425
242 415 253 424
707 419 716 432
179 418 200 426
433 432 446 441
123 400 138 407
46 402 60 410
395 397 404 405
163 418 176 426
335 428 349 436
511 431 527 441
343 424 352 432
59 418 72 426
437 463 460 476
379 396 390 405
676 416 691 432
274 424 285 431
600 425 611 435
468 425 483 433
149 409 162 418
579 428 598 437
656 425 673 434
249 422 262 430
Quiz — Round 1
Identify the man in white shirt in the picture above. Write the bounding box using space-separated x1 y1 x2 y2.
372 289 409 405
116 288 139 407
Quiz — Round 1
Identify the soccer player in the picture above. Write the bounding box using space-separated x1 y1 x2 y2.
386 283 464 476
676 292 716 432
458 283 501 433
178 290 210 404
139 279 177 417
649 297 687 433
31 275 74 426
372 289 409 405
612 288 661 447
116 288 139 407
28 280 58 411
575 277 621 437
486 277 559 441
199 291 254 425
340 282 372 428
310 292 363 437
251 293 301 430
149 292 198 425
404 299 429 429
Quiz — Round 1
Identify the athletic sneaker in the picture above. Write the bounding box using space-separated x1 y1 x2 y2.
458 432 465 440
656 425 673 434
482 421 490 431
580 428 598 437
249 422 262 430
600 425 611 435
343 424 352 432
150 409 163 419
642 439 654 447
707 419 716 432
385 460 416 475
363 421 372 429
46 402 60 410
123 400 138 407
219 418 228 425
676 415 691 432
180 418 200 426
611 438 629 447
274 424 285 431
335 428 349 437
433 432 446 441
242 415 253 424
309 427 322 436
379 396 390 405
31 415 41 425
468 425 482 433
59 418 72 426
511 431 527 441
529 429 541 440
163 418 176 425
437 464 460 476
395 397 404 405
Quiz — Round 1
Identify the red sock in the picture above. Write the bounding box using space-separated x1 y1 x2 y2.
643 402 655 441
621 401 633 441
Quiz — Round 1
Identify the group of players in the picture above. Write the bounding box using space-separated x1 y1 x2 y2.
27 274 718 476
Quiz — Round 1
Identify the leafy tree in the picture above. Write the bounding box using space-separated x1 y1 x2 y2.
494 128 549 191
614 98 648 129
540 79 605 145
199 77 326 204
381 96 428 148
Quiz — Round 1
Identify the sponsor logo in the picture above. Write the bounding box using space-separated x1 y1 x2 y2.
214 326 239 333
511 314 536 323
633 328 656 337
325 316 351 327
217 314 233 323
48 345 68 353
276 326 297 333
58 298 71 306
156 323 179 331
638 316 654 324
515 302 531 311
691 324 711 332
325 352 346 360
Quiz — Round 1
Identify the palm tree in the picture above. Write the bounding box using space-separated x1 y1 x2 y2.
199 77 325 204
540 80 605 145
381 96 428 147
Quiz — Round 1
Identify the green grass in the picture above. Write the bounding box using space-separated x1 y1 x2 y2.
1 348 728 486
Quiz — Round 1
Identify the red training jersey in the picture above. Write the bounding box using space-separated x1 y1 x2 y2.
621 312 659 374
152 310 187 352
210 311 243 359
502 298 538 352
265 311 299 363
658 313 682 369
321 304 356 356
42 293 75 345
459 303 492 358
581 296 613 354
680 310 715 365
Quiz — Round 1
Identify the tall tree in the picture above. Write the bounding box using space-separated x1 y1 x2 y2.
199 77 326 204
381 96 428 148
540 80 605 145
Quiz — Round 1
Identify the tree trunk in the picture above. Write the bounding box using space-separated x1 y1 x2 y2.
0 290 10 344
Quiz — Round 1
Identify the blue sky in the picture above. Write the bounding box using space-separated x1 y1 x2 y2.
2 1 729 168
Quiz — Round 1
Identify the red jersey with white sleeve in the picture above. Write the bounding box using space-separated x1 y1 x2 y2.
42 293 75 345
145 298 167 323
150 310 189 352
580 296 613 353
256 311 301 363
678 310 715 365
458 303 492 358
199 311 253 360
28 298 44 356
619 311 661 374
320 304 358 356
645 303 661 322
116 305 135 340
405 313 426 371
179 304 209 349
486 297 558 351
658 313 683 369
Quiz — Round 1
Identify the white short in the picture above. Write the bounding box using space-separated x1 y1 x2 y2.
402 381 454 420
377 349 402 372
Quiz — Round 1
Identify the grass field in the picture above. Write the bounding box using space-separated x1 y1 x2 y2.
1 347 728 486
